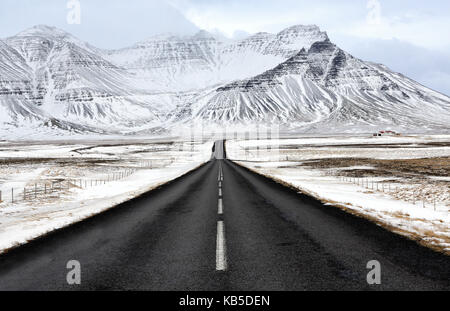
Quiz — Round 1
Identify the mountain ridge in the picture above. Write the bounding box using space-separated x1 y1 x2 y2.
188 38 450 131
0 24 449 138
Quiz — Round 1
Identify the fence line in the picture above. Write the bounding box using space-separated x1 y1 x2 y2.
0 158 177 205
332 172 443 212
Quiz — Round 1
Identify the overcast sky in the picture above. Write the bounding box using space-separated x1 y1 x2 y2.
0 0 449 95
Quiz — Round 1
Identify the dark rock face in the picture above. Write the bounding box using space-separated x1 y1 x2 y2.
324 50 346 85
216 38 405 94
308 39 335 54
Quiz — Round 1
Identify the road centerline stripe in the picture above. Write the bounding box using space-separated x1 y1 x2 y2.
216 221 227 271
218 198 223 215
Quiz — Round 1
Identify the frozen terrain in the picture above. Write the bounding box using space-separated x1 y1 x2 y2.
0 24 449 137
0 139 213 253
226 135 450 254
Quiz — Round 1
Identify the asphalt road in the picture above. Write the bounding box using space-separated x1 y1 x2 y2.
0 141 449 290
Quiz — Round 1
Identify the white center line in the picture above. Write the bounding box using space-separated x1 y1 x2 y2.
218 198 223 215
219 188 222 197
218 163 223 181
216 221 227 271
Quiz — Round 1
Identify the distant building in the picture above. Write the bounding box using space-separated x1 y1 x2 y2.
373 130 401 137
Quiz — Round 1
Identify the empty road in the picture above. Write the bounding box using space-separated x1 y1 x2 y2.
0 141 449 290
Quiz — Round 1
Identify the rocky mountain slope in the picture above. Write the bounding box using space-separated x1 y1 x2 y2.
189 39 450 132
104 25 328 92
0 24 449 137
1 26 171 135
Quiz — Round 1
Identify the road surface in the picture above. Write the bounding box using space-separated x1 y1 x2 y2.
0 141 449 290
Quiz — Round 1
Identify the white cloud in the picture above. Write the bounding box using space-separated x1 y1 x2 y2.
169 0 357 37
171 0 450 51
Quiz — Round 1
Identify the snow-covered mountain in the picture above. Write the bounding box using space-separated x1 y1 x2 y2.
1 25 172 135
0 24 449 137
104 25 328 92
189 39 450 132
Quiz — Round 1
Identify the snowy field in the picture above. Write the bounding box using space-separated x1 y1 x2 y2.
226 134 450 254
0 139 213 253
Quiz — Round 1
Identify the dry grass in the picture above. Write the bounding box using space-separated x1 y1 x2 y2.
300 157 450 179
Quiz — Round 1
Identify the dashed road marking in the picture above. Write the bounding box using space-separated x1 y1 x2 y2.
216 160 227 271
218 198 223 215
216 221 227 271
218 163 223 181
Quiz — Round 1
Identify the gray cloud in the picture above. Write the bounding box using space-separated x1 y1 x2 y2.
332 34 450 96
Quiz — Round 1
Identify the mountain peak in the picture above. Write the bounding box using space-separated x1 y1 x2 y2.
192 30 216 40
277 24 328 40
16 25 71 38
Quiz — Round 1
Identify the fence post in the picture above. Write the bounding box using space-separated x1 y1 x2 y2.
0 190 2 202
11 188 14 203
24 188 26 200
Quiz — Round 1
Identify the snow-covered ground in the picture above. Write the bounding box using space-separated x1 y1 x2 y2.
0 139 213 253
226 134 450 254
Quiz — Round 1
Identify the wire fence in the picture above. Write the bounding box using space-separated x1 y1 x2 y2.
275 156 447 212
324 171 446 212
235 151 447 212
0 158 176 205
